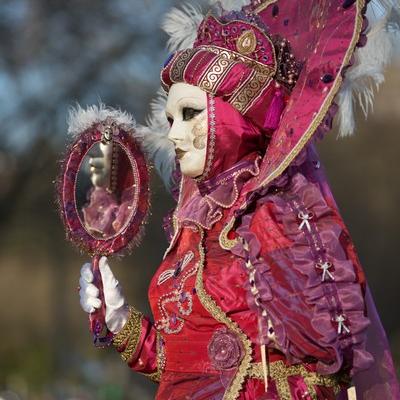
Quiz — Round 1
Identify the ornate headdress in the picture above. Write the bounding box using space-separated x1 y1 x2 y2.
141 0 399 190
161 12 301 135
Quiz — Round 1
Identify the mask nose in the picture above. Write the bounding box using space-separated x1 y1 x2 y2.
167 122 185 147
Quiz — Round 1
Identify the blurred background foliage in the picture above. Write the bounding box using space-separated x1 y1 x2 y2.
0 1 399 399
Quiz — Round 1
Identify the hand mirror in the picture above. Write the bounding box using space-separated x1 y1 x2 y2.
57 108 150 347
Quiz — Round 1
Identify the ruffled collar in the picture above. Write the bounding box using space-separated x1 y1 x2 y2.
175 154 261 230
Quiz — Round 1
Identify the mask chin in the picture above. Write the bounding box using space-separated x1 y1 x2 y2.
179 148 207 178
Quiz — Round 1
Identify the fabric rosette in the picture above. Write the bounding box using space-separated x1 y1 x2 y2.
208 327 244 370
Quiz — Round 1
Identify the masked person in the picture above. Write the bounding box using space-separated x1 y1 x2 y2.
78 1 400 399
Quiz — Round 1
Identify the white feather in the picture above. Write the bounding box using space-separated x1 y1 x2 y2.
139 89 176 188
209 0 251 12
161 1 253 53
337 0 400 137
162 3 204 52
67 103 136 137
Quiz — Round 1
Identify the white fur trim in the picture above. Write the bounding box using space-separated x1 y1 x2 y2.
67 103 137 138
337 0 400 137
162 3 204 52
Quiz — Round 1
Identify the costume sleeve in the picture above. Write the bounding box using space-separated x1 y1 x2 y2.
112 306 164 383
234 172 373 376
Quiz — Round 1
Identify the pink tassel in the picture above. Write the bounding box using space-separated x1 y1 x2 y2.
264 88 285 131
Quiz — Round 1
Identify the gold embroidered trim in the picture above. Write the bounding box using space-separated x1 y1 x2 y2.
249 361 345 400
196 228 252 400
230 70 272 114
138 331 166 383
198 55 236 94
172 214 179 237
223 0 366 232
170 48 196 84
219 217 239 250
199 45 276 78
113 306 143 363
237 30 258 55
140 370 161 383
163 176 186 259
200 94 217 181
198 16 278 74
156 331 166 374
254 0 278 14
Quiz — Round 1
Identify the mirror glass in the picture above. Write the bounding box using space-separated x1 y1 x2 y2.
75 141 137 240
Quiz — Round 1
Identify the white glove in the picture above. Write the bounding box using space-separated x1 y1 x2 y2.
79 256 129 334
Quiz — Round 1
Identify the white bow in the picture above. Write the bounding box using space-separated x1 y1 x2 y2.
298 211 314 232
316 262 335 282
335 314 350 335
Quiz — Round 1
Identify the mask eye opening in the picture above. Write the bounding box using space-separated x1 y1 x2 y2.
182 107 204 122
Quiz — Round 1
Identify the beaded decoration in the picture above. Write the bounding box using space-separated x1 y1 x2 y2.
155 252 199 335
272 36 302 90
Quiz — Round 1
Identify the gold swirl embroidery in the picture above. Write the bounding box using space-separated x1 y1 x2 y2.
198 55 236 94
196 228 252 400
249 361 345 400
230 69 272 114
170 48 196 84
199 45 276 77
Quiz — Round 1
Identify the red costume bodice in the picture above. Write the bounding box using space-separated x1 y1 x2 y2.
117 185 355 399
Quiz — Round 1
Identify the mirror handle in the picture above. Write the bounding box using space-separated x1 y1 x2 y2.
89 255 114 347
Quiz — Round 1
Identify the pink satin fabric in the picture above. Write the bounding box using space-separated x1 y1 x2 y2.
202 95 265 181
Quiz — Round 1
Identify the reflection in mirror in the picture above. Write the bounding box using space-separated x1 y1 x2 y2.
76 141 137 240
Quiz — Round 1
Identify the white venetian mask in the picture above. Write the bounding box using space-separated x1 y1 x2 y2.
166 83 208 178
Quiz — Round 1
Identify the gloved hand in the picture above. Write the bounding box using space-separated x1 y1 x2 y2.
79 256 129 334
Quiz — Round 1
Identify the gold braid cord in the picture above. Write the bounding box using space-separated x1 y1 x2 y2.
113 306 143 363
196 228 252 400
249 361 347 400
219 217 239 250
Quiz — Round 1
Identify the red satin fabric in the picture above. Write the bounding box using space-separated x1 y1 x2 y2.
143 218 342 399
